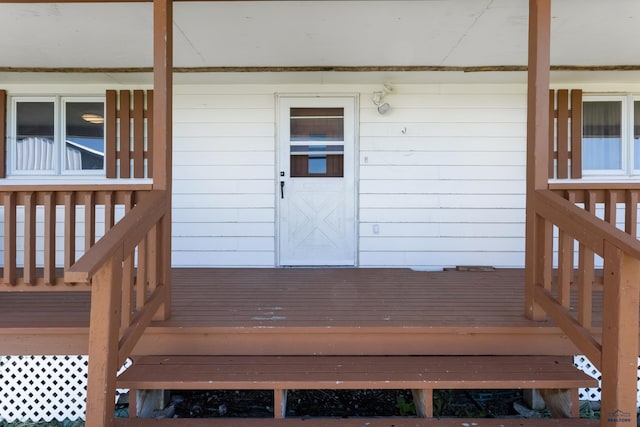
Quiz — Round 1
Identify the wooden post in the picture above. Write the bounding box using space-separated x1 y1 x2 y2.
525 0 552 320
152 0 173 320
412 389 433 418
274 389 287 419
85 256 122 427
152 0 172 192
600 241 640 427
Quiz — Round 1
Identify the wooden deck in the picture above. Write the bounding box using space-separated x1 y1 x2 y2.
0 268 602 356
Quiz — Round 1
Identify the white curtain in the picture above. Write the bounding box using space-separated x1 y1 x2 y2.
65 146 83 170
16 137 55 171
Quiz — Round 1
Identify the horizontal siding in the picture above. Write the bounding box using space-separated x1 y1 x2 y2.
358 84 527 269
359 165 525 180
0 82 532 270
360 136 524 152
360 208 524 224
172 87 277 267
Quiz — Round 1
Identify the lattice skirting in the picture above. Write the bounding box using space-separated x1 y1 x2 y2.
0 355 130 422
573 355 640 403
0 354 637 422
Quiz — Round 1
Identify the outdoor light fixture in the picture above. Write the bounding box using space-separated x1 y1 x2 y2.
81 113 104 124
373 83 393 114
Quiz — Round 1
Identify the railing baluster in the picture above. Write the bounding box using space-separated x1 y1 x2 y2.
157 214 172 320
3 192 16 286
84 192 96 251
604 189 617 227
64 192 77 270
558 191 576 308
577 190 595 328
533 213 553 322
44 192 56 286
557 227 573 309
23 192 36 286
105 191 115 233
625 189 638 237
122 191 135 327
137 234 148 313
148 222 159 295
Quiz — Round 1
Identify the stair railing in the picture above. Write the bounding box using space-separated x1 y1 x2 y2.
529 188 640 427
65 189 171 427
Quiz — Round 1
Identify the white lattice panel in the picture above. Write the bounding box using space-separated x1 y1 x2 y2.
0 355 130 422
574 355 640 404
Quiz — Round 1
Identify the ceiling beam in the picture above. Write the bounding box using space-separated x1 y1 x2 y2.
2 65 640 74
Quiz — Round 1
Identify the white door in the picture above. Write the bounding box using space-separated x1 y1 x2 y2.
278 96 356 266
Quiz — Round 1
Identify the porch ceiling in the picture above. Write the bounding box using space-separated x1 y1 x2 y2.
0 0 639 84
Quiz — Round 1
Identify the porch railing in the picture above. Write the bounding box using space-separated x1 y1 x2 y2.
64 189 171 427
0 184 152 290
529 185 640 425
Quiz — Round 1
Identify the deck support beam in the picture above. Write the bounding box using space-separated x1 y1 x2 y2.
524 0 551 321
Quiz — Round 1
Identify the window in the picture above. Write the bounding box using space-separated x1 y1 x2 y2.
289 107 345 178
11 96 105 175
582 95 640 177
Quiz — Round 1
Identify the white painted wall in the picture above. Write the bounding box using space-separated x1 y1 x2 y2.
357 85 527 269
22 80 640 269
171 87 277 266
169 83 528 269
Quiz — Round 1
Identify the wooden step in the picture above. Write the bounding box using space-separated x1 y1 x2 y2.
117 355 598 419
115 417 602 427
119 355 595 390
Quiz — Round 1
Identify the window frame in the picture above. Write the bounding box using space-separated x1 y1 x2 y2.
632 95 640 176
9 95 106 177
581 94 630 178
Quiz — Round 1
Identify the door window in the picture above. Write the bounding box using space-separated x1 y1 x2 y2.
289 107 344 177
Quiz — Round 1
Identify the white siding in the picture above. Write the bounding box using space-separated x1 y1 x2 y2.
172 87 277 266
1 82 532 270
171 83 529 269
358 85 527 269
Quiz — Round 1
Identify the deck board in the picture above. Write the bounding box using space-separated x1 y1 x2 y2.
0 268 606 356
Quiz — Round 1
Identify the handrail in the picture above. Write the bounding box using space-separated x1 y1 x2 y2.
549 181 640 191
531 188 640 427
65 190 169 284
0 183 152 192
64 189 171 426
535 189 640 260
